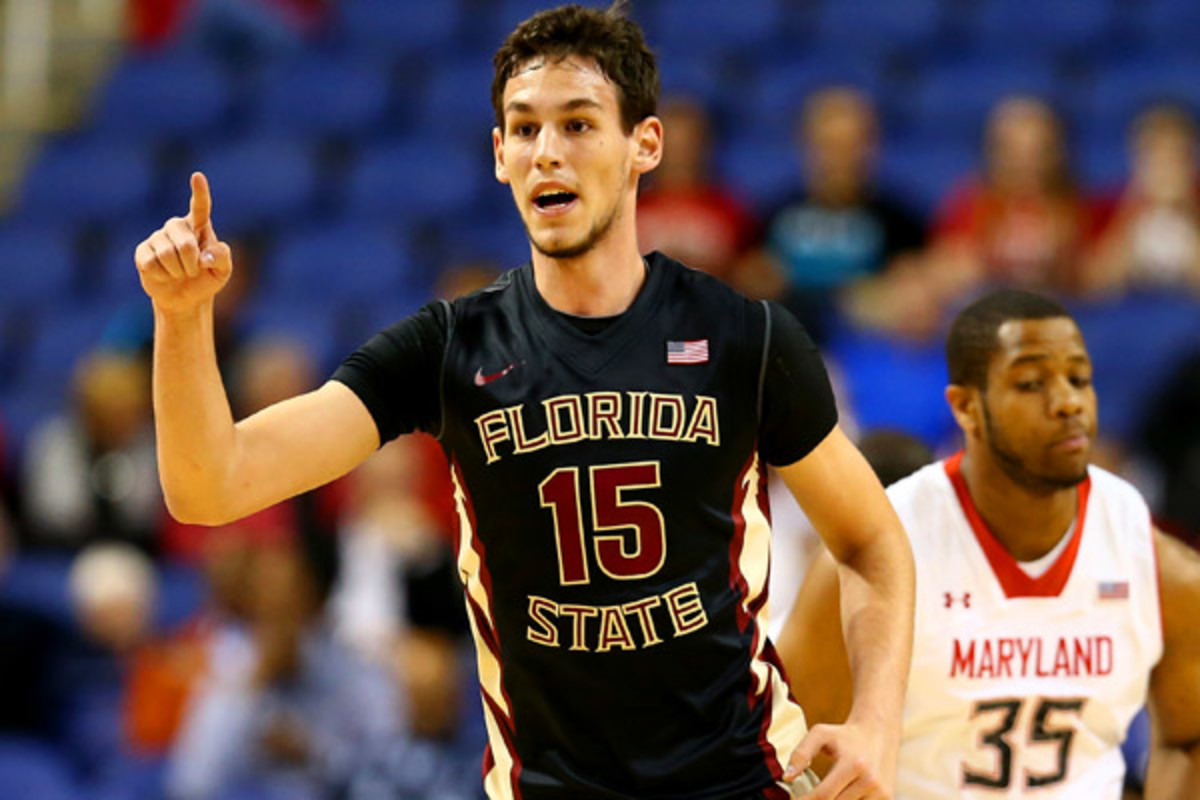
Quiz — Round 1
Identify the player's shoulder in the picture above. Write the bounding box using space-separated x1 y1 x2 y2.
1084 463 1151 518
885 459 952 509
650 251 755 308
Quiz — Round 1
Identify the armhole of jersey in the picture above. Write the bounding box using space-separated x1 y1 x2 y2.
756 300 771 425
432 298 454 442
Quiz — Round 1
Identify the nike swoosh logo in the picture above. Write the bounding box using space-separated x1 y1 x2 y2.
474 362 521 387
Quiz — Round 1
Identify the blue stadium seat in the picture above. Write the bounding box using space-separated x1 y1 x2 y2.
0 224 75 310
911 56 1063 137
441 214 531 270
829 329 957 448
344 138 487 224
1131 0 1200 49
0 554 75 625
1075 133 1127 192
877 137 977 220
966 0 1119 54
262 221 413 305
650 0 786 59
17 139 154 225
155 563 205 631
0 380 66 457
1069 293 1200 441
714 133 800 211
1079 54 1200 131
337 0 462 56
0 736 77 800
238 295 344 371
744 49 885 138
88 52 230 139
657 55 731 112
812 0 944 56
252 55 390 139
93 220 161 307
186 137 319 232
21 303 115 394
419 56 500 142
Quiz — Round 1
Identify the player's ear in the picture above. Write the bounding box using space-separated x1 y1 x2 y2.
945 384 982 439
631 115 663 176
493 127 510 185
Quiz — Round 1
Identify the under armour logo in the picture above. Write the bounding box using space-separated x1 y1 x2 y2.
944 592 971 608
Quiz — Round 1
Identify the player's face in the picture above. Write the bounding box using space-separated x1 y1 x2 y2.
978 317 1097 492
493 56 650 259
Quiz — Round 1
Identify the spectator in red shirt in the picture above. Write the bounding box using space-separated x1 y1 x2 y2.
636 96 756 284
927 96 1086 302
1083 104 1200 295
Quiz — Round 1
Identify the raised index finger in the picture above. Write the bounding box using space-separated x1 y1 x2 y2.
188 171 212 230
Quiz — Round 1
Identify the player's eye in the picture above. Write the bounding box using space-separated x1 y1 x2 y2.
510 122 537 138
1016 380 1042 391
566 119 590 133
1070 375 1092 388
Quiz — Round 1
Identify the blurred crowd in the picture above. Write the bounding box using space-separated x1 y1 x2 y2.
2 0 1200 797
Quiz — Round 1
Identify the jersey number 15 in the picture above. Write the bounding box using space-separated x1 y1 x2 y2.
539 461 666 586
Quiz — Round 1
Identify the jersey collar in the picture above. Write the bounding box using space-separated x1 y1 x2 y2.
944 451 1091 598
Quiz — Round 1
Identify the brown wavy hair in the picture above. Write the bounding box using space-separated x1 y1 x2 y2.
491 2 659 135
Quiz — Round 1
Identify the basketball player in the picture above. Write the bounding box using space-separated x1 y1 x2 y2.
778 289 1200 798
135 4 914 798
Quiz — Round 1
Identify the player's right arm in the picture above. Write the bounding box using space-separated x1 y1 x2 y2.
137 173 379 525
1146 530 1200 799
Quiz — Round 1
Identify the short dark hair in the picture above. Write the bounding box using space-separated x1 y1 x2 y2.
858 429 934 487
946 289 1072 388
492 2 659 134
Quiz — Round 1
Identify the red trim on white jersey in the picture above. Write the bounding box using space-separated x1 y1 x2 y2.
944 452 1092 598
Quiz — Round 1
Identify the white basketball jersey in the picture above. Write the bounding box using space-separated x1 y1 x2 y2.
889 454 1162 799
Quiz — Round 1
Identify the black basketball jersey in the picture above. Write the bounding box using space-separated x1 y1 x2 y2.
334 252 836 799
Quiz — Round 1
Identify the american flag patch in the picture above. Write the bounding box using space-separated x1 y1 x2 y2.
666 339 709 364
1098 581 1129 600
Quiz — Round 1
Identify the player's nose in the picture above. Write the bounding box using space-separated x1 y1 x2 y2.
533 126 564 170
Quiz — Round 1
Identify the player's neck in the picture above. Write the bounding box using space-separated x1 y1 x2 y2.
959 451 1079 562
530 223 646 317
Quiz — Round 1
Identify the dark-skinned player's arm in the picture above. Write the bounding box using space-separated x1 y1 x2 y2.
775 425 914 800
135 173 380 525
1145 530 1200 800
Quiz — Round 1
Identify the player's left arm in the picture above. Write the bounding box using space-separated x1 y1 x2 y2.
1147 529 1200 799
776 425 915 799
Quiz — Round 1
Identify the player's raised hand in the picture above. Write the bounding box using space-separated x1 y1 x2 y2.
785 721 895 800
135 172 233 313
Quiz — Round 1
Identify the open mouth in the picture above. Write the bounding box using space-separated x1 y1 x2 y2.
533 190 578 211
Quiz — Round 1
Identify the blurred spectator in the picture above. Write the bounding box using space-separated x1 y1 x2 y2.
166 528 404 800
0 526 77 740
636 96 757 283
1140 347 1200 544
131 0 330 57
68 542 157 656
1084 104 1200 295
20 351 162 554
333 436 467 740
434 260 503 303
926 96 1085 301
742 87 926 343
161 334 346 561
124 529 254 755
